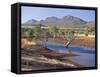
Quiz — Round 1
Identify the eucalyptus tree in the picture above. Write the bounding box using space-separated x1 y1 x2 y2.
64 29 75 48
33 25 41 39
27 28 34 41
49 26 59 40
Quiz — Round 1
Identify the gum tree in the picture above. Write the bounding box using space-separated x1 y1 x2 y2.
49 26 59 40
64 29 75 48
34 25 41 39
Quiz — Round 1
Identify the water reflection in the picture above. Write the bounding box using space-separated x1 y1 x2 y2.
45 43 95 67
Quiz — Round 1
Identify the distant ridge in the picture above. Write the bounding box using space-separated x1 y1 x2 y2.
22 15 95 28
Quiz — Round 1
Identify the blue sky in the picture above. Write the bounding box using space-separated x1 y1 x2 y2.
21 6 95 23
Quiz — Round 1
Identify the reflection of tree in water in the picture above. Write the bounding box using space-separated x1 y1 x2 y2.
67 47 72 54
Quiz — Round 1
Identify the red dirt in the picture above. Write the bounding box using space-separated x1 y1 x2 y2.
55 37 95 47
72 39 95 47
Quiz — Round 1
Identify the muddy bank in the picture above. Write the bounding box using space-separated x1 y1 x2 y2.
36 48 79 59
21 47 81 71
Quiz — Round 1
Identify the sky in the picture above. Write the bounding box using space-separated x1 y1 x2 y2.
21 6 95 24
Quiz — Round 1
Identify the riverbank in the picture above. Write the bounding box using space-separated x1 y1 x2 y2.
21 46 81 71
51 37 95 48
21 35 95 49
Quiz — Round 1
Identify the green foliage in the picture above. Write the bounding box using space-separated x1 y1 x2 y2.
49 26 59 33
34 26 41 33
21 28 29 33
65 30 74 41
28 28 34 37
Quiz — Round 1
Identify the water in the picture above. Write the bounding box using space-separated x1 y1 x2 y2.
45 43 95 67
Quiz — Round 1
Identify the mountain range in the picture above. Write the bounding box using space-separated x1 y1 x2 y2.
22 15 95 28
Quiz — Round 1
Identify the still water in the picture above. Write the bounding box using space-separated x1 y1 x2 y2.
45 44 95 67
